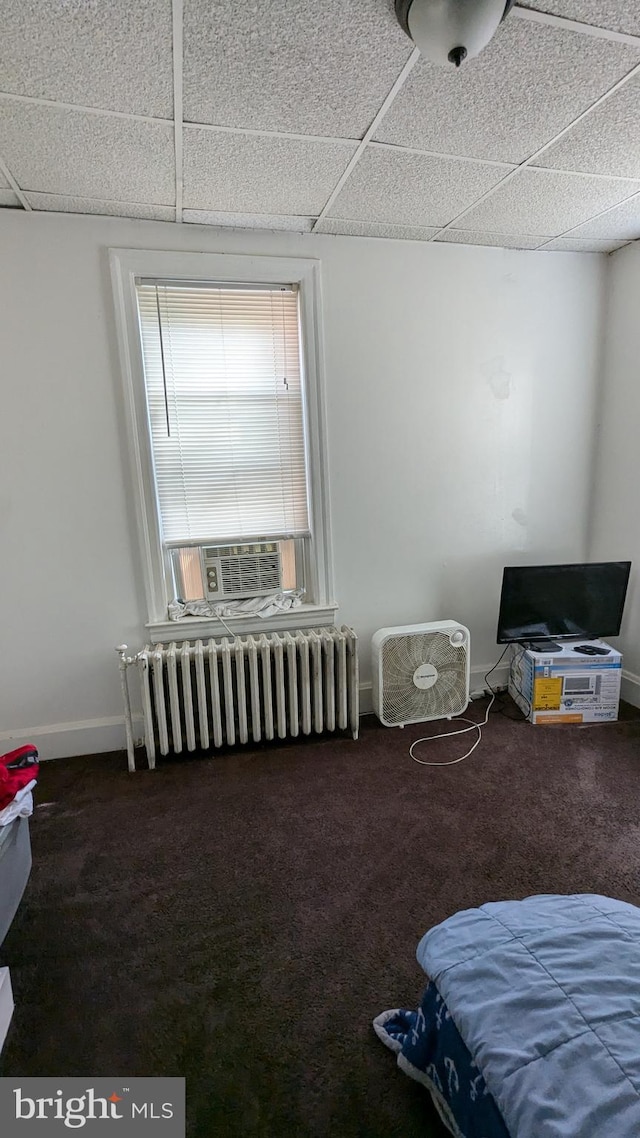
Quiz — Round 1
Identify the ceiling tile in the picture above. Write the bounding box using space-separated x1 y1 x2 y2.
0 101 175 204
436 230 543 249
542 236 629 252
563 194 640 239
183 129 356 214
183 210 315 232
536 77 640 179
374 18 640 164
183 0 413 138
518 1 640 36
328 147 511 228
459 168 640 236
0 189 20 207
0 0 173 117
26 193 175 221
316 218 440 240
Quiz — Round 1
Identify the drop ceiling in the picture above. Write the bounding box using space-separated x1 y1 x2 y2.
1 1 640 252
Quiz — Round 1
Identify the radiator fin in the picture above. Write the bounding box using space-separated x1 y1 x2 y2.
137 626 358 768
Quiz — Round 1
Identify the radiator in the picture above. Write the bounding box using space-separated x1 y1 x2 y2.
117 627 359 771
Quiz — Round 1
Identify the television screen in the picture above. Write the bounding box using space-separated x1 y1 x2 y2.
497 561 631 644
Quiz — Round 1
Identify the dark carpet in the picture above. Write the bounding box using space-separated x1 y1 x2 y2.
2 701 640 1137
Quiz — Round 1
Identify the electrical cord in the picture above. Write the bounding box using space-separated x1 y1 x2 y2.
483 644 510 692
214 608 239 639
482 643 531 720
494 695 528 722
504 646 532 718
409 692 496 766
408 644 527 766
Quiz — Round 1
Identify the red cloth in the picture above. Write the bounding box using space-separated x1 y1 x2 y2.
0 745 39 812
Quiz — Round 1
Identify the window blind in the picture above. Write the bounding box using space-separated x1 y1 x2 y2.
135 281 311 546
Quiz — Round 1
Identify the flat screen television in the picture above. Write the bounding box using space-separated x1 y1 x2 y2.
497 561 631 645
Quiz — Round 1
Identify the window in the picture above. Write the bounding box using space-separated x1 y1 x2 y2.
136 280 309 604
110 251 335 641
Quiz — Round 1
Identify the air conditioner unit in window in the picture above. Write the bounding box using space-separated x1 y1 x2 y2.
202 542 282 601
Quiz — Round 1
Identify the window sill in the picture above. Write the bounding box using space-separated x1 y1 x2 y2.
145 602 339 645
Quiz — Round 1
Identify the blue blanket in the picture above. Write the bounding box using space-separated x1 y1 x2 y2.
374 982 508 1137
377 894 640 1136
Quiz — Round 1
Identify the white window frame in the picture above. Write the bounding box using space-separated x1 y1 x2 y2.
110 248 336 642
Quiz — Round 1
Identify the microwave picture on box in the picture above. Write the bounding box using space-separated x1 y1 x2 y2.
563 673 602 698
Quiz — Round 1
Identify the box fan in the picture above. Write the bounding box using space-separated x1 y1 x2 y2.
372 621 470 727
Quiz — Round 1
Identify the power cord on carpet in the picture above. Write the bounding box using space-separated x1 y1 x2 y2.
409 693 496 766
409 646 518 767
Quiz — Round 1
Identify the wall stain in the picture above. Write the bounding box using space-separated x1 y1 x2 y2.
482 356 512 400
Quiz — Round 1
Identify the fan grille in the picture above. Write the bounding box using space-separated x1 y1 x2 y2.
381 631 468 724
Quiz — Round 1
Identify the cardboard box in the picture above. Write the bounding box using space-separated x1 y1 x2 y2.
508 641 622 724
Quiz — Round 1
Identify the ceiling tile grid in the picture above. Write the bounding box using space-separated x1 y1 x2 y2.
183 129 357 215
542 235 629 251
183 0 413 138
1 1 640 254
327 147 512 228
316 218 441 240
0 100 175 204
0 0 174 117
374 19 640 165
454 167 640 236
536 77 640 179
183 210 316 232
435 230 544 249
25 193 176 222
519 1 640 37
562 193 640 240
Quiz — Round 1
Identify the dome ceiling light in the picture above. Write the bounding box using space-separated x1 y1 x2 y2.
395 0 515 67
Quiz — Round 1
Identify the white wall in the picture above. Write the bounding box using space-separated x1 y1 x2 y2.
588 242 640 704
0 211 606 757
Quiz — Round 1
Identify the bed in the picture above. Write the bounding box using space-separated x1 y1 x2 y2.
375 894 640 1137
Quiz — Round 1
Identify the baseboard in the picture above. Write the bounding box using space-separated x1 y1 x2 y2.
621 669 640 709
0 968 14 1053
0 716 144 762
359 682 373 716
3 661 632 765
469 661 511 698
